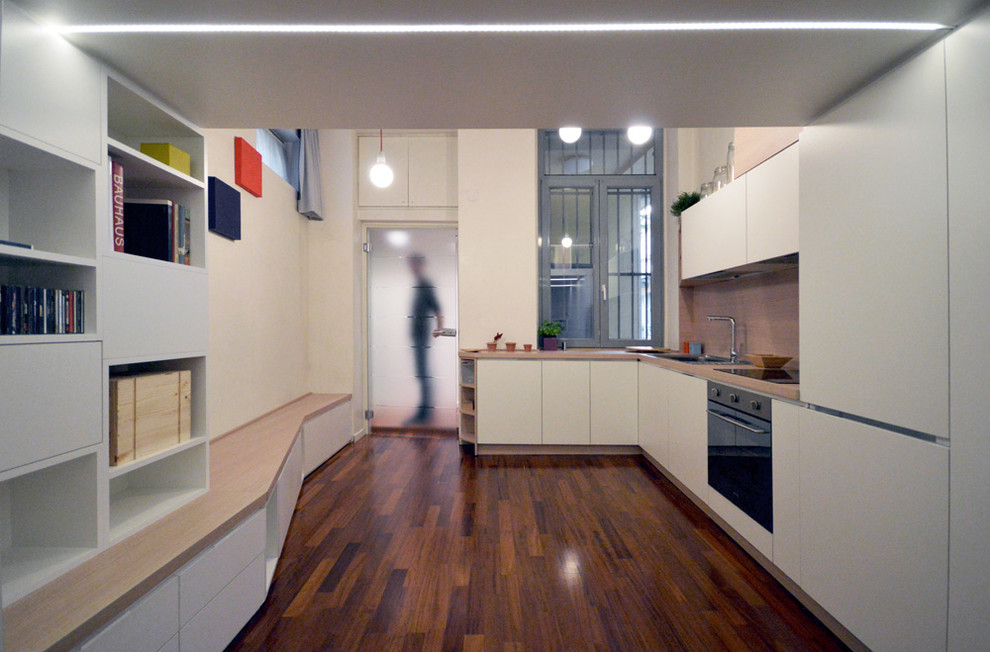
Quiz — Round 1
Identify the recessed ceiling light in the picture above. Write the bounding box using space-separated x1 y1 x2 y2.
53 21 950 35
558 127 582 143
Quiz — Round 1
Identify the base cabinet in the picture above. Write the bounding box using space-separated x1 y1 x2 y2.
770 400 801 583
302 401 352 476
179 554 266 652
542 361 590 445
80 577 179 652
799 409 948 652
665 373 708 502
590 361 638 445
476 360 542 445
637 364 669 465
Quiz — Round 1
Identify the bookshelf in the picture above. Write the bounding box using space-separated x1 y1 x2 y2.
459 357 477 446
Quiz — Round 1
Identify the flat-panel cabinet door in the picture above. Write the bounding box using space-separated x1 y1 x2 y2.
680 179 746 279
745 143 798 263
0 342 102 473
665 372 708 501
477 360 542 444
799 409 948 652
542 360 590 445
357 136 409 207
81 577 178 652
589 361 637 445
637 363 669 465
0 3 102 163
799 43 948 439
771 400 801 583
408 136 458 207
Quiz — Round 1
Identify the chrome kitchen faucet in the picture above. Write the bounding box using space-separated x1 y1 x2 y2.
707 315 738 363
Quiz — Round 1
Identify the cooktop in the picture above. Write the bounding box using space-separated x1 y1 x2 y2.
717 368 800 384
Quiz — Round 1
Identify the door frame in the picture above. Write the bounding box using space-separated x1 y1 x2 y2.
361 221 459 432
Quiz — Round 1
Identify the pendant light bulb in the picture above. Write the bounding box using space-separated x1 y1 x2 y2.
369 152 394 188
561 235 573 248
558 127 582 144
627 125 653 145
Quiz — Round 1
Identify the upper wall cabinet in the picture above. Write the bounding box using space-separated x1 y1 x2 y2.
680 143 798 281
799 43 948 439
0 3 102 164
358 135 457 208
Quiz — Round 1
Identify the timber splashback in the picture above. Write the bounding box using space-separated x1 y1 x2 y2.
678 268 799 366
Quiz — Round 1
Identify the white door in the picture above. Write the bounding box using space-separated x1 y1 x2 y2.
367 227 458 432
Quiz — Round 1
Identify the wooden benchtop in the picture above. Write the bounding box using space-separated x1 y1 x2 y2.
462 349 800 402
2 392 351 652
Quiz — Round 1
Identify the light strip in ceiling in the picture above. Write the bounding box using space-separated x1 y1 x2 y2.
54 21 950 35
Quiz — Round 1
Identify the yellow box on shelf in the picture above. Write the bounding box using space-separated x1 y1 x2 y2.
140 142 191 176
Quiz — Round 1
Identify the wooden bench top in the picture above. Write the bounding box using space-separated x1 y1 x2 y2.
2 392 351 652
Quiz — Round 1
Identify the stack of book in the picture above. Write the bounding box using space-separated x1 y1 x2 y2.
1 286 85 335
112 159 192 265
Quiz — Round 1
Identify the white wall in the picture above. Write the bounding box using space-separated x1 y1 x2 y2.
205 129 310 438
457 130 539 349
675 127 735 195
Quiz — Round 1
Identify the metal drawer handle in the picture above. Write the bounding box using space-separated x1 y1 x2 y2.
706 410 769 434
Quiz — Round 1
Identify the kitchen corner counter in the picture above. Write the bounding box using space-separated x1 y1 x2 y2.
460 348 800 402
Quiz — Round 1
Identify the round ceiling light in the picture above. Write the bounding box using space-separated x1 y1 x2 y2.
561 235 573 248
369 152 394 188
627 125 654 145
558 127 582 144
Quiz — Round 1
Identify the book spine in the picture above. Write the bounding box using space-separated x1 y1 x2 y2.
184 205 191 265
112 159 126 252
47 288 56 334
0 286 7 335
78 290 85 333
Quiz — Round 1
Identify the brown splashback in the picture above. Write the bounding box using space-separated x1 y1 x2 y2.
678 268 799 366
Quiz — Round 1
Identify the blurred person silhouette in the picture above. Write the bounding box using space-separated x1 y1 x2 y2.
406 253 444 425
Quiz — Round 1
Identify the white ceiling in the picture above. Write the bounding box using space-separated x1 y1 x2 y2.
15 0 990 129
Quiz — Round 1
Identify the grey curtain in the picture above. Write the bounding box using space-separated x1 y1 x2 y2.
296 129 324 220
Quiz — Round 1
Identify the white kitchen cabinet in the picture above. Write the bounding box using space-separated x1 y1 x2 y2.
706 483 772 560
179 553 265 652
476 360 542 445
0 3 103 164
542 360 590 445
745 143 798 264
0 342 102 474
81 577 178 652
665 372 708 502
799 409 948 652
590 361 638 445
302 400 352 476
945 10 990 649
799 43 949 439
680 179 746 279
770 400 801 583
358 135 457 208
637 363 669 466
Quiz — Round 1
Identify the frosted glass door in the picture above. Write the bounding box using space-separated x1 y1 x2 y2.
368 228 458 431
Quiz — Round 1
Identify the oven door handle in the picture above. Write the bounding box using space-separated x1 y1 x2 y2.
706 410 769 434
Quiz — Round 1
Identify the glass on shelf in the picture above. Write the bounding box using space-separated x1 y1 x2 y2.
713 165 730 190
700 182 715 198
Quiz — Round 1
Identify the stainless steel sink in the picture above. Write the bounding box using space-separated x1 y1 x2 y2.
648 352 739 364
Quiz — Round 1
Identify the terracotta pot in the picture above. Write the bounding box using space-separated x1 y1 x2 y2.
523 344 533 352
486 342 497 351
505 342 517 352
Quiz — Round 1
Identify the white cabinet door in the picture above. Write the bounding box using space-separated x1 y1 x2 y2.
800 43 948 439
589 361 637 445
637 363 669 465
799 409 948 652
745 143 798 263
680 178 746 279
357 136 409 207
179 554 265 652
102 257 209 362
665 372 708 501
302 402 352 476
408 136 458 207
541 360 589 445
81 577 178 652
945 11 990 649
0 342 102 473
476 360 542 444
770 400 801 583
0 4 102 163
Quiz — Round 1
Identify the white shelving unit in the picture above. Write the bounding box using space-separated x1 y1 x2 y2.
102 73 210 545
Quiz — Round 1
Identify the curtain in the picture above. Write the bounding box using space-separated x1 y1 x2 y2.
296 129 324 220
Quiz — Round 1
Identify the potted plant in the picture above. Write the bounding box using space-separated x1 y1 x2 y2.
487 332 503 351
505 341 517 352
669 191 701 217
537 321 562 351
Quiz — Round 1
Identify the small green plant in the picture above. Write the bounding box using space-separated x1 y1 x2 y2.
669 191 702 217
537 321 562 337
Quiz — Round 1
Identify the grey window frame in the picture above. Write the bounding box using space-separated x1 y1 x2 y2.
538 130 663 348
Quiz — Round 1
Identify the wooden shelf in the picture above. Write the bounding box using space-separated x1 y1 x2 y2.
460 382 476 390
108 138 204 190
1 546 96 607
109 487 207 545
109 437 207 480
460 405 476 416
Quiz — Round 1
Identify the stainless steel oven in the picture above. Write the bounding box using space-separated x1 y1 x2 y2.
707 381 773 532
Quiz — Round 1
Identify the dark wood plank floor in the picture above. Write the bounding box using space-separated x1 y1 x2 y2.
228 435 847 651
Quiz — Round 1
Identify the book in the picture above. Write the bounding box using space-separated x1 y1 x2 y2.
175 203 191 265
0 285 84 335
124 199 174 262
0 238 33 249
112 159 126 252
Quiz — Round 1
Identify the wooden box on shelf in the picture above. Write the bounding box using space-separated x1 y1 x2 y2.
110 370 191 466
